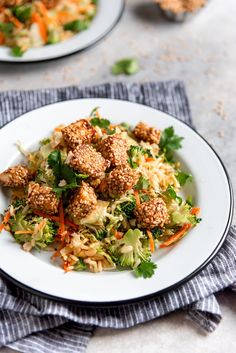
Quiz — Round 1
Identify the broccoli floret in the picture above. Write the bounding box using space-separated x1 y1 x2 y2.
9 206 57 250
127 146 147 169
171 203 201 227
109 229 151 269
116 196 136 219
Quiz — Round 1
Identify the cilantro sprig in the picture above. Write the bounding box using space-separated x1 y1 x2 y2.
163 185 182 205
134 261 157 279
134 176 150 190
160 126 183 162
47 150 88 198
176 171 192 186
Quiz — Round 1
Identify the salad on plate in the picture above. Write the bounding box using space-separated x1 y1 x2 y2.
0 0 97 56
0 108 201 278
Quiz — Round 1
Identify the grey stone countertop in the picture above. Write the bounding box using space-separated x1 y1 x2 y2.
0 0 235 352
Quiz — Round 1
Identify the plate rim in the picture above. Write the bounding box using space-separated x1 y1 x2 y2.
0 0 125 63
0 97 234 307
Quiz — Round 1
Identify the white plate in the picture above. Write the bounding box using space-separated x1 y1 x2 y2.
0 0 124 63
0 99 233 305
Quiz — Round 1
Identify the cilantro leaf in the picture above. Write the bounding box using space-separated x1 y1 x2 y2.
90 117 111 128
111 58 139 76
11 46 24 57
47 150 62 184
151 227 162 239
89 106 100 117
164 185 182 205
160 126 184 161
127 145 146 169
135 176 150 190
176 171 193 186
134 261 157 279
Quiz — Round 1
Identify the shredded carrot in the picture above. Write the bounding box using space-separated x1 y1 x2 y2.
160 224 192 248
134 190 140 207
31 12 47 43
145 157 155 162
58 200 65 236
63 261 72 272
36 1 49 21
191 207 200 215
54 127 63 132
32 210 78 229
147 230 155 253
0 211 11 233
9 16 23 29
115 231 123 240
0 32 5 45
14 230 33 235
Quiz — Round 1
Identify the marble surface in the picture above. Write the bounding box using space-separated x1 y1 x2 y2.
0 0 235 351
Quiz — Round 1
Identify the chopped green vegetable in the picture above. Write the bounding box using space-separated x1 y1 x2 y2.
135 176 150 190
163 185 182 205
9 206 57 250
90 117 110 128
47 30 60 45
40 138 51 146
127 145 148 169
11 46 24 57
0 22 14 35
96 229 107 240
12 5 32 23
64 20 90 32
111 58 140 76
47 150 62 184
118 196 136 219
134 261 157 279
176 171 192 186
171 203 201 226
151 227 162 239
109 229 151 269
186 195 193 206
74 259 87 271
160 126 184 161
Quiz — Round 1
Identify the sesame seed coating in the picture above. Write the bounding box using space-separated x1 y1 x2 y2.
135 198 170 228
0 165 33 188
106 165 138 197
69 144 110 179
98 135 128 167
28 182 59 214
67 182 97 220
133 122 161 144
61 119 98 149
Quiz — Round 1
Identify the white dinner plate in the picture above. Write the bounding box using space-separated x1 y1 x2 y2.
0 99 233 305
0 0 124 63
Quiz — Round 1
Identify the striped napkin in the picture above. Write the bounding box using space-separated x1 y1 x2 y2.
0 82 235 353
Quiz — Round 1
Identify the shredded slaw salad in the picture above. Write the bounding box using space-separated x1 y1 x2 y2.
0 108 201 279
0 0 97 56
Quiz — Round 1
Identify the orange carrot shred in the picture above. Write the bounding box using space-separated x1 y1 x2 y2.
147 230 155 253
31 12 47 43
32 210 78 229
0 32 5 45
134 190 140 207
191 207 200 215
115 231 123 240
9 16 22 29
58 200 65 236
0 211 11 233
145 157 155 162
160 224 192 248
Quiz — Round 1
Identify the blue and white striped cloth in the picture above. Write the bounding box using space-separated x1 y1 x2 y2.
0 82 235 353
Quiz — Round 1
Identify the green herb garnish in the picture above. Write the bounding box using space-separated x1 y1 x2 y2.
111 58 140 76
134 261 157 279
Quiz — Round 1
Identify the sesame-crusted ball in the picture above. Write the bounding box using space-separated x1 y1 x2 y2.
133 122 161 144
61 119 98 149
106 165 138 197
135 198 169 228
68 145 110 179
28 182 59 214
98 135 128 167
0 165 33 188
67 182 97 220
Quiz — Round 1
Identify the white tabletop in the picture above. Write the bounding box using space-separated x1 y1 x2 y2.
0 0 235 352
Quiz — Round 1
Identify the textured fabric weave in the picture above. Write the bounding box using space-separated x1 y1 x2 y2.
0 82 235 353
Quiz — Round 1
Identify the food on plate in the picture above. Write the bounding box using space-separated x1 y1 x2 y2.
0 108 201 278
0 0 97 56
